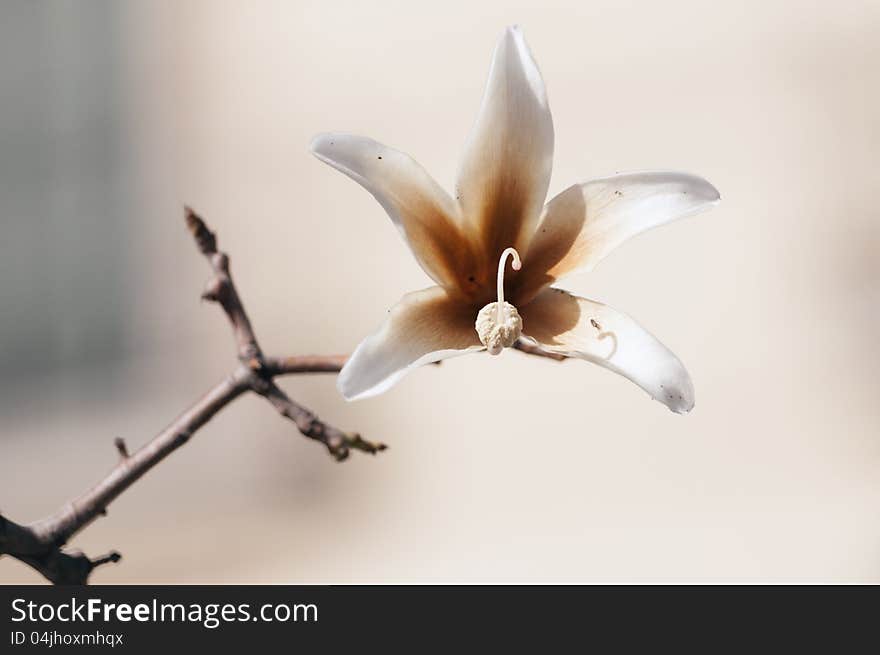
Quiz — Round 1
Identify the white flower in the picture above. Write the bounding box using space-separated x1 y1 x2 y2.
311 26 719 413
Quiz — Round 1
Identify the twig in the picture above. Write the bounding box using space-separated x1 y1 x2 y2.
262 354 347 376
259 380 386 461
113 437 129 459
186 207 262 363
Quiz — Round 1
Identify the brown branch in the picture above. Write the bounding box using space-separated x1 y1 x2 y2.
0 208 556 584
262 354 347 375
0 209 378 585
186 207 262 363
259 380 385 460
113 437 129 459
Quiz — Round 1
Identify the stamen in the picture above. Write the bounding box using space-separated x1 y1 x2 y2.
474 247 524 355
496 247 521 319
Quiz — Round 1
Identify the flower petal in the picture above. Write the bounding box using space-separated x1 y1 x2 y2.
338 286 484 400
516 172 720 303
311 133 479 297
520 287 694 413
455 25 554 263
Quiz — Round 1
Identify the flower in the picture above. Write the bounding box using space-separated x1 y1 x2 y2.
311 26 719 413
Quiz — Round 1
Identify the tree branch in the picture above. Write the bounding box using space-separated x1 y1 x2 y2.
262 354 347 376
258 379 386 461
186 207 262 363
0 208 380 584
0 208 560 584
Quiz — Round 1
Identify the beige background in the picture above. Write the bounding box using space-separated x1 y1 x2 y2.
2 0 879 583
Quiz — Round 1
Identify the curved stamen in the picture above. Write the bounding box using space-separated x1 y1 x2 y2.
496 247 521 321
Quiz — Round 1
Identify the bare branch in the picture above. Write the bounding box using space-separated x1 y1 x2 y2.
186 206 261 363
0 516 121 585
0 209 376 584
262 354 347 376
258 380 386 461
29 371 251 545
0 209 556 584
114 437 129 459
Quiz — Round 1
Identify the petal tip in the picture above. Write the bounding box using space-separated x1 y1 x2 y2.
674 173 721 215
659 393 695 414
704 180 721 204
309 132 334 156
692 175 721 205
336 367 353 399
336 370 366 402
493 23 547 107
336 356 365 400
670 400 695 415
660 377 695 414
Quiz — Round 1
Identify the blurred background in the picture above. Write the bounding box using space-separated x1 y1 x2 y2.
1 0 878 583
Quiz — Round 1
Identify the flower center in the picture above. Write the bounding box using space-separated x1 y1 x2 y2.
474 247 523 355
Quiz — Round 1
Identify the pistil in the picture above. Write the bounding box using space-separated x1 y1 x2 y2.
475 247 524 355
